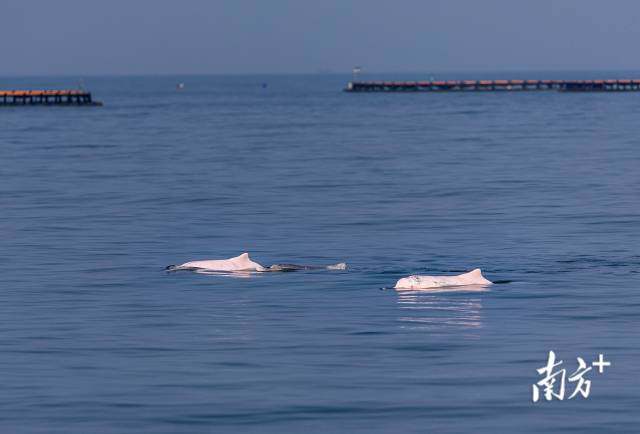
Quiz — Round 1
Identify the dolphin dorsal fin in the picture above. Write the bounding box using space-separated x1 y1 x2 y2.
238 252 250 260
466 268 482 276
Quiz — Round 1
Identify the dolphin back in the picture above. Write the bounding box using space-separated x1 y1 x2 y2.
264 262 348 272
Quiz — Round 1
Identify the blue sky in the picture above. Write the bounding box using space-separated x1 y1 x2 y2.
3 0 640 75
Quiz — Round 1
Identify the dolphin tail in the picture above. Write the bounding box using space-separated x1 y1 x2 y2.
327 262 347 270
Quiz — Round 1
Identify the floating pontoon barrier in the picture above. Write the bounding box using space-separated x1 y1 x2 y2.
344 79 640 92
0 90 102 105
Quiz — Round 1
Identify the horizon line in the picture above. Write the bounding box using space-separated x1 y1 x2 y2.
2 67 640 79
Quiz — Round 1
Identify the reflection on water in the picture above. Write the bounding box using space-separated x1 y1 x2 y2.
396 287 489 331
192 270 263 278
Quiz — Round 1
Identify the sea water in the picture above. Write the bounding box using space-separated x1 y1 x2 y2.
1 74 639 433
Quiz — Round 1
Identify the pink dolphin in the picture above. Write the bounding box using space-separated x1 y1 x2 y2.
394 269 492 290
167 253 266 272
166 253 347 273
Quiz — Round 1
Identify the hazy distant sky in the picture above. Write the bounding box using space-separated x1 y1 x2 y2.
3 0 640 75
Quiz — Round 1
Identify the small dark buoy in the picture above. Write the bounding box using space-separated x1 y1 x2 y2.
262 83 268 89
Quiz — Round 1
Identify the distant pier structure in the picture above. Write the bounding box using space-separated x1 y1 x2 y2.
345 79 640 93
0 90 102 106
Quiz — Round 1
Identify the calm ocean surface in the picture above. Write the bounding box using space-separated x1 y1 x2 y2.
1 74 639 433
